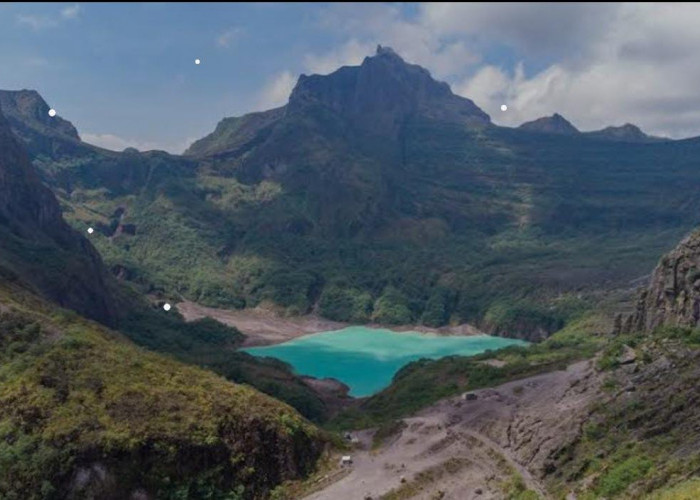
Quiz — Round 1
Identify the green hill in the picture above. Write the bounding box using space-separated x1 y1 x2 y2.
0 281 324 500
0 100 327 498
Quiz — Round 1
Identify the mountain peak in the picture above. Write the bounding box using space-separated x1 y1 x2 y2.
287 47 490 136
584 122 668 143
0 89 80 140
518 113 580 135
0 89 83 158
376 44 397 55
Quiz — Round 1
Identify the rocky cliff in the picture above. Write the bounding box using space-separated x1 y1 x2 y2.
619 229 700 333
288 45 490 137
0 102 116 325
0 90 86 158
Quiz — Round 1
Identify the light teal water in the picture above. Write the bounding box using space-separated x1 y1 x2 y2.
241 326 528 397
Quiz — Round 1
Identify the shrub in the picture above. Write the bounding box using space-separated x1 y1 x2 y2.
318 285 372 323
372 286 413 325
596 456 653 497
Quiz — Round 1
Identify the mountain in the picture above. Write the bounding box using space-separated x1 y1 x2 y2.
331 227 700 498
518 113 580 135
0 102 325 498
584 122 668 143
0 281 324 499
618 228 700 333
0 90 88 158
187 45 489 158
8 47 700 341
0 101 117 325
286 45 490 136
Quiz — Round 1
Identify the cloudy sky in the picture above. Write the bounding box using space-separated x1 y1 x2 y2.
2 2 699 152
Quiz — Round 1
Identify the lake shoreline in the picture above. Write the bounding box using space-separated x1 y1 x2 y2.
176 300 487 347
241 326 528 397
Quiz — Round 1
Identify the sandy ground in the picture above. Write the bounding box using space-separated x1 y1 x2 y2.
304 359 601 500
176 300 485 347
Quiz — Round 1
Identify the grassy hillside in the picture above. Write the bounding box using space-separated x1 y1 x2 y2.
0 281 325 499
547 327 700 499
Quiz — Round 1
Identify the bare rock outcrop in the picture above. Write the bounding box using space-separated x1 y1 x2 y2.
619 229 700 333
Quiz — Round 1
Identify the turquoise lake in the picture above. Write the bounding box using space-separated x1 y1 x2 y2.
241 326 528 397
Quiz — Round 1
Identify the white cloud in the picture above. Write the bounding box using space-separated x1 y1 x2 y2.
216 27 243 48
299 2 700 139
449 3 700 137
303 39 373 75
16 3 81 30
256 71 297 110
310 4 480 80
16 14 58 30
61 4 81 20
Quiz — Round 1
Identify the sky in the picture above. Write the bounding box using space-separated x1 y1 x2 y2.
3 2 700 153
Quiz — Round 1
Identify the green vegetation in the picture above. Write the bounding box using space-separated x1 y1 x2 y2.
597 455 653 497
649 478 700 499
0 283 325 499
546 329 700 499
318 284 372 322
26 92 700 340
110 285 328 423
372 286 414 324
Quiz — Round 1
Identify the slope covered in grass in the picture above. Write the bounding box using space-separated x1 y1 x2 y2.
0 282 325 499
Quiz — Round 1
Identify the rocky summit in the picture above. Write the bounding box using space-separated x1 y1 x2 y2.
287 45 491 137
584 122 668 143
518 113 580 135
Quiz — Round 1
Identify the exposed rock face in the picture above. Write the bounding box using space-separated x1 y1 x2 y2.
288 45 490 137
190 45 491 157
0 89 83 158
0 103 116 325
584 123 668 143
518 113 580 135
620 229 700 333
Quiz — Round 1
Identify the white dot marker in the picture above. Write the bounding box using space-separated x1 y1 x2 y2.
48 109 57 117
163 303 171 311
500 104 508 112
194 58 201 65
87 227 94 234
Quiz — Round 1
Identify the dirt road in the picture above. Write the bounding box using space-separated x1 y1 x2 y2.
305 360 600 499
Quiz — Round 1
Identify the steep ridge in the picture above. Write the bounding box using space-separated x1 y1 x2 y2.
518 113 580 135
186 106 286 157
0 102 117 325
0 90 86 158
619 228 700 333
584 123 668 143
